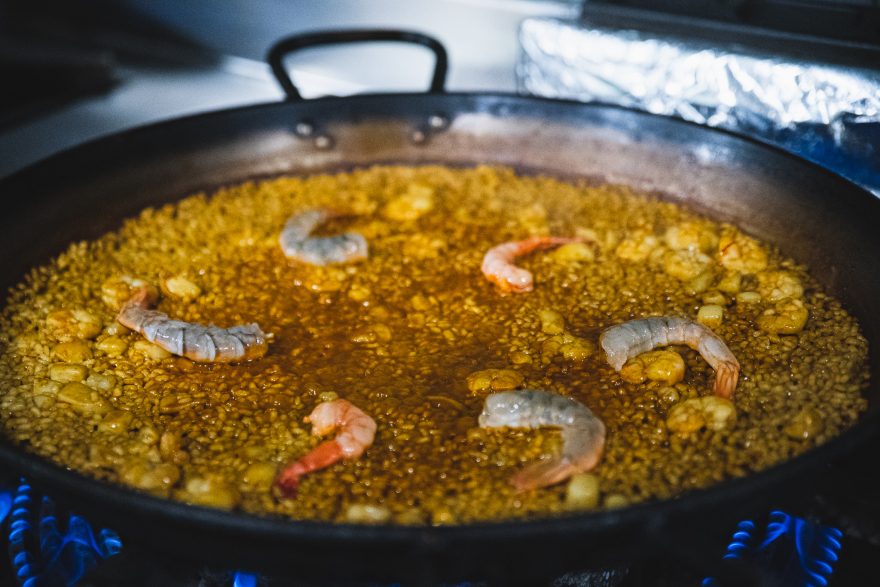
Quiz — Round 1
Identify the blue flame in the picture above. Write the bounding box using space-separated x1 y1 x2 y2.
6 478 122 586
705 510 842 586
233 571 258 587
722 519 756 560
761 510 791 549
702 519 757 586
790 515 843 587
0 488 11 526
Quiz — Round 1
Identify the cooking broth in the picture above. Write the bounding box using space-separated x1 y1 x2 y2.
0 165 868 523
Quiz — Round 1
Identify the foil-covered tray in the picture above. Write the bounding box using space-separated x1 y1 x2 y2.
517 17 880 195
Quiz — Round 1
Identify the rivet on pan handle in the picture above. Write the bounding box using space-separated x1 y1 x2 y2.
266 29 449 101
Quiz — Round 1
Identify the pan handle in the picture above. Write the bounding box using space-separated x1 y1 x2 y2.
266 29 448 101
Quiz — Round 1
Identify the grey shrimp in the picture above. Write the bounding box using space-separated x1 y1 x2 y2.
479 390 606 491
117 287 268 363
600 316 740 398
279 208 368 265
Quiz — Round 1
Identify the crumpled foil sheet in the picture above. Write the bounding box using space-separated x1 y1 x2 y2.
517 17 880 195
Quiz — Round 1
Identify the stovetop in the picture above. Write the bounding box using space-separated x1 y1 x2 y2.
0 479 877 587
2 1 879 585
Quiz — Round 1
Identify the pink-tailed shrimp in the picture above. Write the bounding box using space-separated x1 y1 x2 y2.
481 236 580 293
275 399 377 498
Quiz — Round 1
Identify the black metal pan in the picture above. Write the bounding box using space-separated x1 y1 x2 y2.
1 30 878 585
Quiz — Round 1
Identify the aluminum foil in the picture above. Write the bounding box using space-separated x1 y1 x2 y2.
517 17 880 195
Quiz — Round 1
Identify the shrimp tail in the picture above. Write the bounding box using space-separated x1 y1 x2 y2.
275 439 344 498
713 361 740 399
128 286 158 308
512 457 577 492
274 464 305 498
117 286 158 330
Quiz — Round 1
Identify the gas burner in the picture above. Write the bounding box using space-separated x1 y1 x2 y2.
703 511 842 587
2 479 121 586
0 477 857 586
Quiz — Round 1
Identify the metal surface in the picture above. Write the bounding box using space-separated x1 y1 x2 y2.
0 93 878 583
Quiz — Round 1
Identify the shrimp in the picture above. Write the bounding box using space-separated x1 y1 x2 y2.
117 287 267 363
481 236 580 293
279 208 368 265
275 399 376 498
479 390 606 491
600 316 740 398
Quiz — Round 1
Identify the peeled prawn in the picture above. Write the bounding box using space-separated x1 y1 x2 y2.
117 287 267 363
275 399 376 498
279 208 368 265
481 236 580 293
600 316 740 398
479 389 606 491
